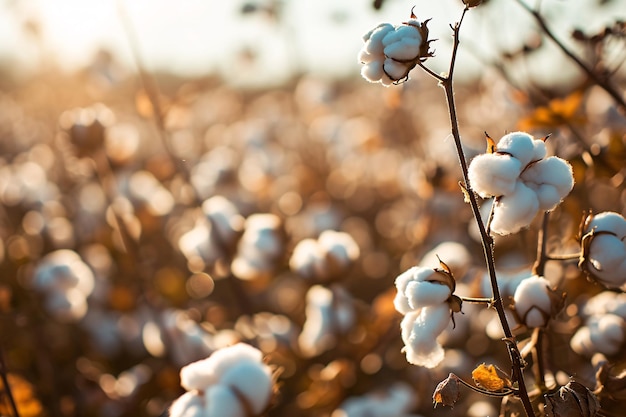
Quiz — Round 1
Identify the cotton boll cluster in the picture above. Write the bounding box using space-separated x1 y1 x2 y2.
169 343 274 417
298 285 355 357
32 249 95 322
570 291 626 357
178 196 244 272
579 211 626 291
331 382 420 417
394 266 457 368
358 16 431 86
231 214 283 281
289 230 360 281
513 275 564 328
468 132 574 235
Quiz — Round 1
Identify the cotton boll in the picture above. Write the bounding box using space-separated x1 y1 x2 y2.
401 305 451 368
490 182 539 235
583 292 626 319
202 196 244 247
382 59 410 81
289 238 327 279
180 357 217 391
513 276 556 328
582 212 626 290
298 285 354 357
362 23 394 55
207 343 265 380
45 289 88 322
219 362 272 415
587 314 625 356
468 153 521 198
572 315 625 357
204 385 245 417
317 230 360 272
495 132 537 167
394 267 450 313
168 391 205 417
521 156 574 211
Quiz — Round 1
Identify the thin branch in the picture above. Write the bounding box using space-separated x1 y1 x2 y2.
416 61 446 82
515 0 626 112
435 6 535 416
531 328 547 391
532 211 550 276
459 296 494 305
456 373 517 398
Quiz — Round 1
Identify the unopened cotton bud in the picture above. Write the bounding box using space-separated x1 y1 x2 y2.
513 275 563 328
544 381 600 417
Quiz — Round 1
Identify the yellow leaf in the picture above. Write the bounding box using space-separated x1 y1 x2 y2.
471 363 507 392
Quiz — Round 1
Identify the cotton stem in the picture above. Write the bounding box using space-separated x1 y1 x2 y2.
436 6 535 417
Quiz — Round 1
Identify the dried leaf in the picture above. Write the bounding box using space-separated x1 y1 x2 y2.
471 363 509 392
433 373 461 407
485 132 497 154
545 380 600 417
517 91 586 131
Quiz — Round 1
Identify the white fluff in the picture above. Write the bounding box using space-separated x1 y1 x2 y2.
468 153 521 198
170 343 273 417
490 182 539 235
571 314 625 357
467 132 573 235
584 212 626 290
394 266 450 314
400 305 450 368
513 276 554 328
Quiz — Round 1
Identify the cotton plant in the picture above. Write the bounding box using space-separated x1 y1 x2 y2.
169 343 275 417
359 4 604 417
467 132 574 235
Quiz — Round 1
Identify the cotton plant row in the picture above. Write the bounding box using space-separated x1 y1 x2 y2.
357 2 625 417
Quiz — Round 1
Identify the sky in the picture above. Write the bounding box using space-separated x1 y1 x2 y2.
0 0 624 88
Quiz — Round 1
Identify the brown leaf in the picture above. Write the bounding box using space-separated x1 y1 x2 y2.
485 132 497 154
433 373 461 407
545 380 600 417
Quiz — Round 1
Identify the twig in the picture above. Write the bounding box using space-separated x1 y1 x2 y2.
420 6 536 416
515 0 626 112
531 328 547 391
532 211 550 276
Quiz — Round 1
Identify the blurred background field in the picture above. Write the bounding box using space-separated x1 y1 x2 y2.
0 0 625 416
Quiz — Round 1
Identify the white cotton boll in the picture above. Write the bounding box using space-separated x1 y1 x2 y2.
358 49 376 64
583 292 626 319
289 238 327 279
208 343 265 380
468 153 521 198
204 385 245 417
318 230 360 270
583 212 626 290
34 250 95 295
587 314 625 356
513 276 554 328
382 25 420 48
180 357 217 392
405 281 452 310
496 132 537 167
383 59 410 81
570 326 595 357
361 62 385 84
219 362 272 415
587 212 626 237
521 157 574 210
299 285 353 356
401 305 451 368
383 38 421 61
394 267 447 314
168 391 206 417
490 182 539 235
362 23 394 55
